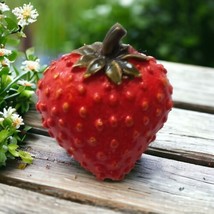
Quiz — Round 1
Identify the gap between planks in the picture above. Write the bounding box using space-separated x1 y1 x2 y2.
173 100 214 115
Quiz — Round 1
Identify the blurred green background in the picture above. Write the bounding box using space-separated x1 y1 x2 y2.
8 0 214 67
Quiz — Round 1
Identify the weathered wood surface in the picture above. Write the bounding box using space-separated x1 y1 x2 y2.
0 183 123 214
0 135 214 214
160 60 214 113
150 107 214 166
24 107 214 167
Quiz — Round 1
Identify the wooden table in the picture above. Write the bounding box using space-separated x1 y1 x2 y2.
0 61 214 214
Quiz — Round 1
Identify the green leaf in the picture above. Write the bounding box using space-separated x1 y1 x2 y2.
0 130 10 143
6 37 21 47
5 17 19 33
4 92 21 101
26 47 35 57
0 67 10 75
0 36 7 46
20 89 34 98
18 150 33 164
17 86 26 93
8 143 19 157
0 70 29 95
2 118 12 128
26 47 37 60
7 50 18 61
0 74 12 91
13 65 21 76
0 151 7 167
23 125 31 132
10 136 17 144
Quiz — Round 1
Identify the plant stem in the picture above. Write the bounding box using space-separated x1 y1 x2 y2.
0 71 29 95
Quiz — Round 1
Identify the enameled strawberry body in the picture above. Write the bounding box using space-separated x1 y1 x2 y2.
36 24 173 180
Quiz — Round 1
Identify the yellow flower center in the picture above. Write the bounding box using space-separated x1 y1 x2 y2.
12 118 22 128
28 64 35 70
24 82 33 87
22 9 31 19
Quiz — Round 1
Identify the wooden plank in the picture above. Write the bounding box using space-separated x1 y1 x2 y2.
149 108 214 166
0 183 123 214
0 138 214 214
24 108 214 166
160 60 214 113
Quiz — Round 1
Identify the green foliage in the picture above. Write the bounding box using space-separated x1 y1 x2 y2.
7 1 214 65
0 114 33 166
65 0 214 67
0 2 45 167
14 0 213 67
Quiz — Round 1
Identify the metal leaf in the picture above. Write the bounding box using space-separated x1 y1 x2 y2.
84 57 106 78
119 53 148 61
89 42 102 53
118 60 141 77
73 55 95 68
105 60 123 85
73 45 96 56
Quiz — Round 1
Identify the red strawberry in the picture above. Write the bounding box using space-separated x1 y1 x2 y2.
36 23 173 181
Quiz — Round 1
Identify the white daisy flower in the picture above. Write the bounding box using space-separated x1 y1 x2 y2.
0 107 16 118
17 79 35 87
21 59 40 72
0 3 10 12
0 48 12 57
11 113 24 129
12 3 39 27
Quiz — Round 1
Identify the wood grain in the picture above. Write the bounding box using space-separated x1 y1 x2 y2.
0 183 123 214
150 108 214 166
24 107 214 166
0 136 214 214
160 60 214 113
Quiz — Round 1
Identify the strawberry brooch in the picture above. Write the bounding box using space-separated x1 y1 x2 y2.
36 23 173 180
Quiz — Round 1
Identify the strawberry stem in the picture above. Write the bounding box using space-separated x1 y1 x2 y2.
73 23 148 84
101 23 127 57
